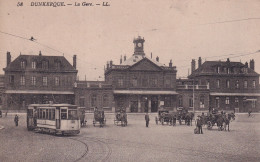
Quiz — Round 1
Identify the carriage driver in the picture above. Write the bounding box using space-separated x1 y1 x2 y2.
196 115 203 134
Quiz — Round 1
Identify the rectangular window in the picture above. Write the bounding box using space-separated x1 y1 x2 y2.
244 80 248 88
68 110 78 120
61 109 67 119
164 96 171 107
150 78 158 87
165 79 171 88
79 97 85 107
46 109 49 119
225 97 230 105
216 97 220 108
226 80 230 88
200 96 205 108
21 61 26 69
189 98 193 108
252 100 256 109
32 61 36 69
43 76 47 86
252 80 256 88
132 78 138 87
55 77 60 86
49 109 52 120
236 80 239 89
235 97 239 108
142 78 148 87
9 75 14 84
31 76 36 86
20 76 25 85
227 68 230 74
42 61 48 69
52 109 55 120
217 67 220 73
217 80 220 89
118 78 123 87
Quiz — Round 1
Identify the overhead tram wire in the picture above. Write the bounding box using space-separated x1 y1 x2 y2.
0 30 104 71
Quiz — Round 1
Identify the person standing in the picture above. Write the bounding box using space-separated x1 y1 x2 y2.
196 116 203 134
145 113 150 127
14 114 19 126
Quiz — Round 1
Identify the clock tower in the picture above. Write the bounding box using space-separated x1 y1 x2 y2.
133 36 145 56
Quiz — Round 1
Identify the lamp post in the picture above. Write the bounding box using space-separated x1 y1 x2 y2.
193 79 195 113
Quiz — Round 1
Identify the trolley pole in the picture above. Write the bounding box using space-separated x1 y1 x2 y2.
193 79 195 114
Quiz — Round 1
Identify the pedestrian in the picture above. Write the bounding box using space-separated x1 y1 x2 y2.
0 110 2 118
196 116 203 134
248 108 252 117
14 114 19 126
145 113 149 127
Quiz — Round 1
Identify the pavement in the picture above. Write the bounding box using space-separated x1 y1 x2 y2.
0 113 260 162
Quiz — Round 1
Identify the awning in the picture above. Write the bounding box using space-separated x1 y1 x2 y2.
210 92 260 97
113 90 178 95
5 90 74 95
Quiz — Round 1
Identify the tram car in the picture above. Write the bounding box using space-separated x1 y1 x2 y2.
27 104 81 135
93 107 106 127
114 107 127 127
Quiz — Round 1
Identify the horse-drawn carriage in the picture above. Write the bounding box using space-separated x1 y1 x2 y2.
93 107 106 127
114 107 127 126
204 111 235 131
176 108 194 126
155 109 176 125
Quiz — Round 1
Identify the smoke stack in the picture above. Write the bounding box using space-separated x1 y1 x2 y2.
250 59 255 70
120 55 122 64
156 56 159 62
169 59 172 67
198 57 202 68
73 55 77 69
110 60 113 67
106 61 109 69
6 52 11 67
39 51 42 56
191 59 196 73
245 62 248 68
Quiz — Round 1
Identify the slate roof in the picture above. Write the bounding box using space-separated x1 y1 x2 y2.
4 54 77 72
189 61 258 77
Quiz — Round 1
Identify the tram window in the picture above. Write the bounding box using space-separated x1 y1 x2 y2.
37 109 40 118
43 110 45 119
61 109 67 119
46 109 49 119
68 110 78 120
52 109 55 120
49 110 52 120
39 109 42 119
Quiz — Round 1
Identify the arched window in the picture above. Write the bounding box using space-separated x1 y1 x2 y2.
103 94 109 107
91 94 97 107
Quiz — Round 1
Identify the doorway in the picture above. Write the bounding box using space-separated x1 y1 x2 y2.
151 96 158 112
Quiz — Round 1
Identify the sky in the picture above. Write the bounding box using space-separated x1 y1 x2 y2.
0 0 260 80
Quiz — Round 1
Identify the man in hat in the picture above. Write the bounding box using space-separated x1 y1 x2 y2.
14 114 19 126
145 113 150 127
196 115 203 134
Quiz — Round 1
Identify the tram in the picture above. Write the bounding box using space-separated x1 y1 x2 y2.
27 104 81 135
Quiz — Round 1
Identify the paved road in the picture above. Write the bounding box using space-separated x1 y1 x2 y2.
0 113 260 162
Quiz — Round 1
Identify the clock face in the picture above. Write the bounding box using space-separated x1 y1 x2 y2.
137 43 142 47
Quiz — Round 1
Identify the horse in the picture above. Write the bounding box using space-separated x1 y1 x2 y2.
216 114 225 131
223 113 236 131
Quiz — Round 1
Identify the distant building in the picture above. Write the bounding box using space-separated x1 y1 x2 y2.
187 58 260 112
0 75 4 109
2 51 77 110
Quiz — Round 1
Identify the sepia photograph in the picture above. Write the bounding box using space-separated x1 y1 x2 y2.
0 0 260 161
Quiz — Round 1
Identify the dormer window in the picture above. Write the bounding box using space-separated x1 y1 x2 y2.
227 68 230 74
32 61 36 69
217 66 220 73
55 61 61 70
21 61 26 69
42 60 48 69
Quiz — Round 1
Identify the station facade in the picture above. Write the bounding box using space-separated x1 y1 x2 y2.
1 36 260 112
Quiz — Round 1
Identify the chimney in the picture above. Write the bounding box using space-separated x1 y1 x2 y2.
227 58 230 63
191 59 196 73
124 55 126 61
156 56 159 62
198 57 202 68
39 51 42 56
169 59 172 67
110 60 113 67
6 52 11 67
120 55 122 64
245 62 248 68
250 59 255 70
73 55 77 69
106 61 109 69
151 52 152 59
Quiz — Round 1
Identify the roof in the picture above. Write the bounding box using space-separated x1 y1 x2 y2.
121 55 166 67
4 54 77 72
189 61 258 77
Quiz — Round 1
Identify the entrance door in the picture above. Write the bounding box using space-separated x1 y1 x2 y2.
151 96 158 112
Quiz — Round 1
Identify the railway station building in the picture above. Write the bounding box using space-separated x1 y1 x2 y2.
2 51 78 110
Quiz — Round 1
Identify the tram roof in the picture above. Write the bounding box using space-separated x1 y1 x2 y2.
28 104 78 107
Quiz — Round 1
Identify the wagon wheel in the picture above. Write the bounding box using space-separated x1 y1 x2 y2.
155 117 158 125
207 121 212 130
